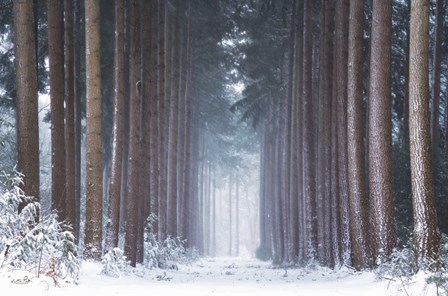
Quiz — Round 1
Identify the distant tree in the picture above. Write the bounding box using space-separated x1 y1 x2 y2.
148 0 160 238
167 0 181 238
105 0 126 251
158 0 168 241
368 0 395 261
302 0 317 262
84 0 103 260
409 0 440 263
13 0 40 213
316 0 334 266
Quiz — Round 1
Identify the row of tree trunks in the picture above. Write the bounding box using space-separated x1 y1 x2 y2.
259 0 440 269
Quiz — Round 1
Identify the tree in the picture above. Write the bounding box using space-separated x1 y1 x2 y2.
368 0 395 261
48 0 66 220
13 0 40 213
347 0 371 269
105 0 126 251
73 0 84 242
84 0 103 260
430 0 443 154
316 0 334 266
302 0 317 262
124 0 142 267
409 0 440 263
64 0 77 238
158 0 168 241
167 0 181 238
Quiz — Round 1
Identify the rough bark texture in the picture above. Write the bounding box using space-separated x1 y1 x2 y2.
84 0 103 260
124 0 142 267
64 0 76 231
368 0 395 261
409 0 440 263
106 0 126 251
48 0 67 220
347 0 371 270
14 0 40 213
431 0 444 153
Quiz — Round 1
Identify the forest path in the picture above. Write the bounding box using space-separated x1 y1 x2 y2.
2 257 423 295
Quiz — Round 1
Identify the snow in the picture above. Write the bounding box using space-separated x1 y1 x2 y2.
0 257 439 295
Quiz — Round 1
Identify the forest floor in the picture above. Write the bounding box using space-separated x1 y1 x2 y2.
0 257 439 295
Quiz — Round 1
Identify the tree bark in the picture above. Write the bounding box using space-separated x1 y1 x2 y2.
347 0 371 270
64 0 77 239
105 0 126 251
14 0 40 214
430 0 443 154
84 0 103 260
48 0 67 220
409 0 440 263
124 0 142 267
368 0 395 261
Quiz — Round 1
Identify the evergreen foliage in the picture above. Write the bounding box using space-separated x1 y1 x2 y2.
0 172 79 283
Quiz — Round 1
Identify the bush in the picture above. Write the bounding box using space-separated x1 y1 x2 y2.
375 247 418 280
0 172 79 283
143 216 198 269
101 248 130 277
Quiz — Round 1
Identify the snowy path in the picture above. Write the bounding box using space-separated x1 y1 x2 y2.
1 257 434 295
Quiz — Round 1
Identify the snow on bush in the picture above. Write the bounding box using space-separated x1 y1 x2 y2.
101 248 130 277
0 171 79 283
144 216 199 269
375 247 418 280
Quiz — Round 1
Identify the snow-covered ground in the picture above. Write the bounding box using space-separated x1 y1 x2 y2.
0 257 439 295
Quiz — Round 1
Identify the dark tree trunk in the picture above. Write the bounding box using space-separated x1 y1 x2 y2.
368 0 396 261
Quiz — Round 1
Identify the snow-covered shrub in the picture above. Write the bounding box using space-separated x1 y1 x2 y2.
144 232 197 269
425 235 448 294
375 247 418 279
101 248 130 277
0 172 79 283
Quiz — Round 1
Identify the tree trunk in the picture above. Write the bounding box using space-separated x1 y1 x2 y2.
368 0 395 261
167 0 181 237
105 0 126 251
73 0 84 241
14 0 40 214
64 0 77 240
84 0 103 260
228 173 233 256
409 0 440 264
316 0 334 266
236 175 240 257
431 0 443 154
347 0 371 270
124 0 142 267
48 0 67 220
149 0 160 237
158 0 168 241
